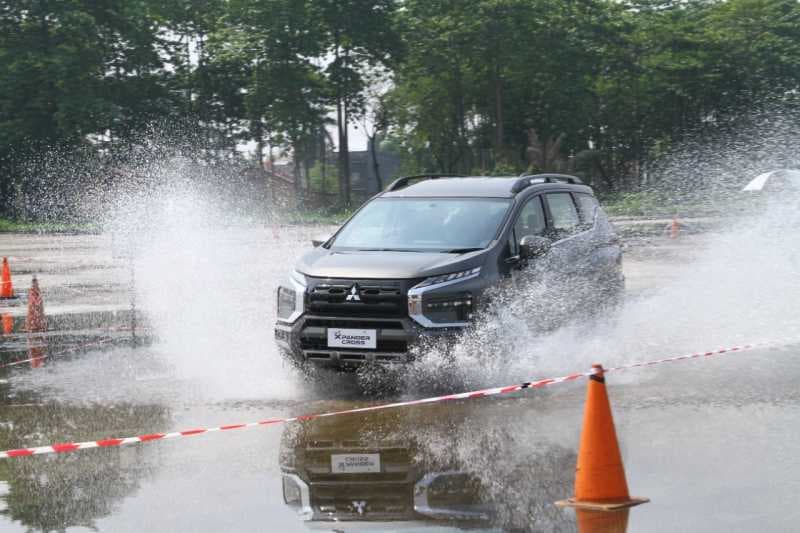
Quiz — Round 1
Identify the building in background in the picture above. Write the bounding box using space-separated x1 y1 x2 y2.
347 140 401 199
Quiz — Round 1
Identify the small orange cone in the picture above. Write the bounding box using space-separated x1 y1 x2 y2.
1 313 12 335
557 364 648 511
575 509 630 533
0 257 14 299
669 217 680 239
25 277 47 333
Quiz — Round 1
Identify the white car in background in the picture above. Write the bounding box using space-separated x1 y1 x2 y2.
742 169 800 192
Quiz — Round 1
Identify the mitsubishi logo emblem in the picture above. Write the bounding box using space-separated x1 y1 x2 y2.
352 500 367 515
345 284 361 302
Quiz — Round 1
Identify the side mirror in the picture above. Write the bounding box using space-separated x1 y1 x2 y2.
311 235 330 248
519 235 551 259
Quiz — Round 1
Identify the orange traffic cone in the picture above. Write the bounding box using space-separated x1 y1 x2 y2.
556 364 648 511
25 277 47 333
1 313 12 335
575 509 630 533
669 217 680 239
0 257 15 299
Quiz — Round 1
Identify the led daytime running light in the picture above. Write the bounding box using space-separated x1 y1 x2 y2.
416 267 481 289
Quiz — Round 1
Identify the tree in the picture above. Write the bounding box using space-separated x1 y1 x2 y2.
0 0 168 216
314 0 401 206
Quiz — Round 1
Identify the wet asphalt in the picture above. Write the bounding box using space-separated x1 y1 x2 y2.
0 228 798 532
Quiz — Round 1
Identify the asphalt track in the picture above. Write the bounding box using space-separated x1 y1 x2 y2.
0 228 797 532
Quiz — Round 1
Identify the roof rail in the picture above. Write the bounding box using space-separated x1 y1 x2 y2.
385 174 465 192
511 173 583 193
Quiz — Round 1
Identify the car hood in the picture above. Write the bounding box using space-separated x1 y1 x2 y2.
297 249 483 279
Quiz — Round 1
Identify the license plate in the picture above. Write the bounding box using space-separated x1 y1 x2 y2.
327 328 377 349
331 453 381 474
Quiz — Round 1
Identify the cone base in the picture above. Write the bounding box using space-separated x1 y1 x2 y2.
0 295 19 301
555 497 649 511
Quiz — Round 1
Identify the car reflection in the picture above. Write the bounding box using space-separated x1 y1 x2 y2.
280 412 491 524
279 402 578 530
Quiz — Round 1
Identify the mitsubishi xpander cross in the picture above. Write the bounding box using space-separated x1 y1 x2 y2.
274 174 623 370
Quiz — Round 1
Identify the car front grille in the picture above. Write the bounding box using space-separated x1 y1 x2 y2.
311 484 414 520
304 318 405 330
306 278 412 318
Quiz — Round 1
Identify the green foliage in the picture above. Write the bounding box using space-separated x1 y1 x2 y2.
288 207 354 225
2 0 800 218
0 218 99 234
307 162 339 194
386 0 800 190
600 192 673 217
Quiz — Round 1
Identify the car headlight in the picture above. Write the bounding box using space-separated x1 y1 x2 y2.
413 267 481 289
276 271 306 323
277 286 297 319
421 293 474 324
282 474 313 519
408 267 481 327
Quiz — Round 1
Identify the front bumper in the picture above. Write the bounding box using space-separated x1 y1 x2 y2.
275 314 462 368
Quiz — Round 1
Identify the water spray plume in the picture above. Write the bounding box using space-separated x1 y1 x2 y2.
101 151 311 401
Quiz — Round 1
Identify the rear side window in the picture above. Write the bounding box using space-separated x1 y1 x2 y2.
545 193 580 231
575 194 599 225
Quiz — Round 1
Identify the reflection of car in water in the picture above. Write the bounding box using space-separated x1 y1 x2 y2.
279 404 579 530
275 174 622 371
279 415 491 524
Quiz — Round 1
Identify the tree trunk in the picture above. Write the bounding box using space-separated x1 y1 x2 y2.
293 146 303 209
494 69 504 161
342 102 351 205
320 129 327 196
369 135 382 191
336 94 348 206
254 120 264 169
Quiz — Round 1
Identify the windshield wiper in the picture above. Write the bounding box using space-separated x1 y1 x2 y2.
442 247 483 254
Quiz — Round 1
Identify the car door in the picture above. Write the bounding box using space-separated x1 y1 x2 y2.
506 194 547 288
574 192 622 284
542 191 593 277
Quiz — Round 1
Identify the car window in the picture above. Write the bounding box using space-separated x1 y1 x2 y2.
575 193 599 226
514 196 546 241
545 193 580 233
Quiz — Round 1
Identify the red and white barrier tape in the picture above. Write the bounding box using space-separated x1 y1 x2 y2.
0 339 792 459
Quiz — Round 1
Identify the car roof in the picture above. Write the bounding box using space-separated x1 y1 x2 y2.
380 175 591 198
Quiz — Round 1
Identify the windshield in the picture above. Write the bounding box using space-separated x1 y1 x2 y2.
330 197 512 252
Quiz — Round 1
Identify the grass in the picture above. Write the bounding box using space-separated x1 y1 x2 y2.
286 208 354 225
600 190 756 219
599 192 675 217
0 218 100 234
600 192 722 218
